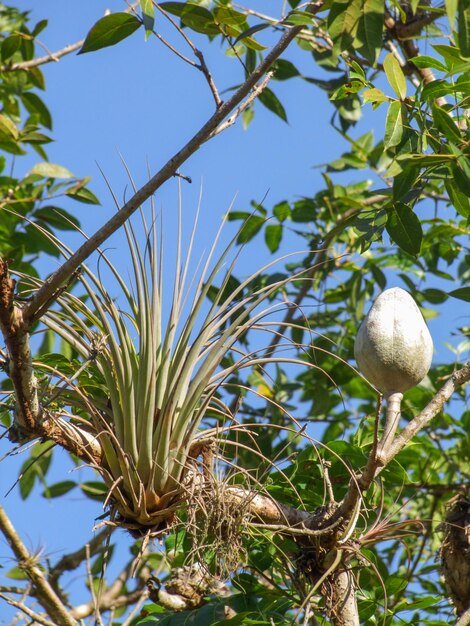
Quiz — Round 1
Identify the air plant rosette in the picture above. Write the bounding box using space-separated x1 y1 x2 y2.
21 203 328 536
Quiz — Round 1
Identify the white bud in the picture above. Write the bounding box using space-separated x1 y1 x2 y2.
354 287 433 395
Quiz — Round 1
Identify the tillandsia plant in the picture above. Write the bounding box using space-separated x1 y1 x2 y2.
18 200 327 533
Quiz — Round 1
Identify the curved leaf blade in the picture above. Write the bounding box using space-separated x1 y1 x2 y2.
386 202 423 256
78 13 142 54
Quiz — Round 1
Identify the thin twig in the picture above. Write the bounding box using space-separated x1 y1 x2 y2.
70 558 147 620
0 593 56 626
153 2 222 107
210 72 273 136
0 40 84 72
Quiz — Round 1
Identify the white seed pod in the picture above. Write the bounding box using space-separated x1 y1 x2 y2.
354 287 433 395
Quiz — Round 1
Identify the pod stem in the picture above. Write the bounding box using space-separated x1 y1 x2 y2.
377 392 403 461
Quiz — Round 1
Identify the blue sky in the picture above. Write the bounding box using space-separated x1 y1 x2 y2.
0 2 467 622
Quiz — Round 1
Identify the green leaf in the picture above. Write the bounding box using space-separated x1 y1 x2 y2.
432 104 462 142
159 3 219 35
236 215 264 244
213 6 246 27
66 186 101 204
410 55 448 72
453 161 470 196
458 0 470 57
80 481 108 501
0 114 19 140
393 166 418 201
448 287 470 302
34 206 80 230
1 35 22 61
328 0 360 54
432 43 469 70
422 288 449 304
445 178 470 217
362 87 388 105
140 0 155 38
272 59 301 80
19 442 53 500
5 566 28 581
446 0 458 26
78 13 142 54
397 153 454 166
384 101 403 149
258 87 288 122
273 201 291 222
242 105 254 130
32 19 48 37
42 480 77 498
21 92 53 129
421 79 453 101
386 202 423 256
355 0 384 65
30 162 74 179
233 22 270 45
19 467 36 499
265 223 282 252
383 53 407 100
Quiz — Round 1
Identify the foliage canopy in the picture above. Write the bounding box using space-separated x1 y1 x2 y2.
0 1 469 626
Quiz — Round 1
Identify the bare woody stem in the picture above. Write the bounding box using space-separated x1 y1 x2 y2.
0 40 84 72
23 4 325 325
328 568 360 626
383 362 470 464
376 391 403 463
0 505 78 626
0 594 56 626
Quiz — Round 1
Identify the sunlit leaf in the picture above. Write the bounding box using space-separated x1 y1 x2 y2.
265 223 282 252
78 14 142 54
432 104 462 142
355 0 384 65
384 53 407 100
384 101 403 148
30 162 74 179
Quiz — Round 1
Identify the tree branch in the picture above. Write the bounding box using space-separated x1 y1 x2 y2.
0 40 84 72
23 2 325 325
456 605 470 626
0 504 78 626
326 567 359 626
226 487 312 525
